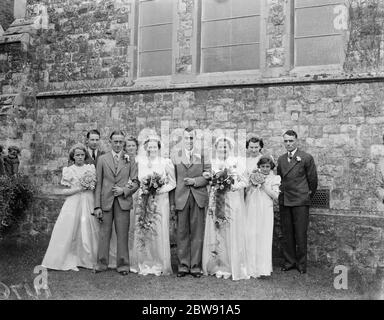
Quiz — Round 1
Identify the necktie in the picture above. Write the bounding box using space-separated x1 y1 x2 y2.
288 152 293 162
114 154 119 171
92 149 96 160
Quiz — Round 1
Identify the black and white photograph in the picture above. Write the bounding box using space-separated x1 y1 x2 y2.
1 0 384 306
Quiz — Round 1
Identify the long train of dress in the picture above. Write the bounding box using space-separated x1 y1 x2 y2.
202 156 249 281
41 164 99 271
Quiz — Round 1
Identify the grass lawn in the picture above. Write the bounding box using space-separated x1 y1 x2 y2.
0 238 366 300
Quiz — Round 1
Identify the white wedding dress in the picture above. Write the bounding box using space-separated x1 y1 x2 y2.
202 156 249 280
245 170 280 277
130 156 176 276
41 164 99 271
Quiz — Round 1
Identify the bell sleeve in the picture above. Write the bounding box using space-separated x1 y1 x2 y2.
263 175 281 201
60 166 73 187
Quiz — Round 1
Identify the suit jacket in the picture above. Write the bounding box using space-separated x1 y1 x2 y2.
85 149 105 166
170 150 211 210
277 149 318 207
95 151 139 211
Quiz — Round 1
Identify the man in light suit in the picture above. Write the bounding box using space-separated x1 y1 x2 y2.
93 130 139 275
170 127 211 278
277 130 318 274
85 129 105 166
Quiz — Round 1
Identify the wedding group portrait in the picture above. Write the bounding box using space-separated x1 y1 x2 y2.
1 0 384 303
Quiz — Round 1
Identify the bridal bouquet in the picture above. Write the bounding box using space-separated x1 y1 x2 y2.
136 172 168 249
79 170 97 190
249 169 266 187
207 168 235 230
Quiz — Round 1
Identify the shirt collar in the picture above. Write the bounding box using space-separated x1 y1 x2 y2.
288 148 298 156
88 148 96 155
185 148 194 156
112 150 121 158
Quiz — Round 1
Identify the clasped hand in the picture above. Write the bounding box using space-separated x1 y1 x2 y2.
112 186 124 197
183 178 195 186
93 208 103 223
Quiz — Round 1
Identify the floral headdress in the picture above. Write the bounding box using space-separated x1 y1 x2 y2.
214 136 235 150
143 134 161 146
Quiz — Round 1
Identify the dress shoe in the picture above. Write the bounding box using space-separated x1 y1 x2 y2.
177 271 187 277
118 270 129 276
297 267 307 274
281 265 296 272
92 267 107 274
191 272 202 278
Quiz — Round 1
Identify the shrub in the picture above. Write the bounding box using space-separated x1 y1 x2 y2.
0 174 38 238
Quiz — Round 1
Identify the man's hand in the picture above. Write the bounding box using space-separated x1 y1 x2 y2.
170 204 176 216
112 186 124 197
93 208 103 223
202 172 211 180
184 178 195 186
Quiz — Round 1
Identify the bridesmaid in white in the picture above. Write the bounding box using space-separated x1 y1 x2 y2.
41 143 99 271
202 137 249 281
130 136 176 276
245 136 264 179
245 155 281 278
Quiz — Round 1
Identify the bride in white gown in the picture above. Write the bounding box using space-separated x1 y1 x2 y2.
41 143 99 271
130 136 176 276
202 137 249 280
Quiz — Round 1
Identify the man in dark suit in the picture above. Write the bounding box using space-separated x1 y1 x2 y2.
277 130 318 274
170 127 211 278
85 129 105 165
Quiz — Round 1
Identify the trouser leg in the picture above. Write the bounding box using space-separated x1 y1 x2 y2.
114 198 130 272
279 205 297 267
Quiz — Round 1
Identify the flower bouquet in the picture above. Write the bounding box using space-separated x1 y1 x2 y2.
249 169 266 188
207 168 235 230
136 172 167 249
79 170 97 190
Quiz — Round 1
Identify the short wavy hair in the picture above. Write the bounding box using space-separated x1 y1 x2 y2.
257 155 275 170
126 135 139 149
68 143 89 162
246 136 264 150
283 130 298 139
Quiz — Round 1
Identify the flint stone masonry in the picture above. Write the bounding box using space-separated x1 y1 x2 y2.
0 0 15 31
0 0 384 281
